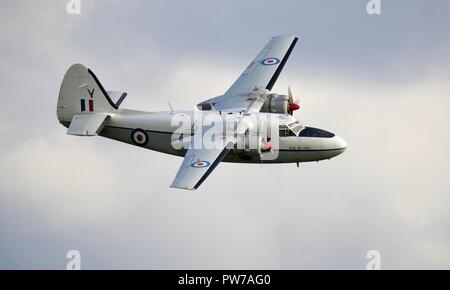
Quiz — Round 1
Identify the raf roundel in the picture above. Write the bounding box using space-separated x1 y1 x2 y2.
131 129 149 146
191 161 211 168
261 57 280 66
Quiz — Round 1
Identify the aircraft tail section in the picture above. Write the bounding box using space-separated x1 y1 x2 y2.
57 64 126 124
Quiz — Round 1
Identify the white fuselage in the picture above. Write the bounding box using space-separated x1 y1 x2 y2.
82 109 347 164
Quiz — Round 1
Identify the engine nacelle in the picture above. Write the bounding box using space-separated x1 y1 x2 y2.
260 94 289 114
233 133 272 158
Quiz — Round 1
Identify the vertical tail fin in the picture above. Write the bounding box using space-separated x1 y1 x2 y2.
57 64 119 123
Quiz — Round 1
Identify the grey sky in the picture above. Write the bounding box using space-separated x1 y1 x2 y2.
0 0 450 269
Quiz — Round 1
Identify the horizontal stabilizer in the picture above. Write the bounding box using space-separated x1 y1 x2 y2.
67 113 110 136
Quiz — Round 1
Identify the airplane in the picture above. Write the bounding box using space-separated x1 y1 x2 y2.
57 35 347 190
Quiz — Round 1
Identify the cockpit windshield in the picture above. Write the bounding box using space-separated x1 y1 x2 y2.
288 120 303 135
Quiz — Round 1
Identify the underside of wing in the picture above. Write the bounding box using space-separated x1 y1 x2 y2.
170 139 233 190
225 34 298 95
173 35 299 190
198 35 298 113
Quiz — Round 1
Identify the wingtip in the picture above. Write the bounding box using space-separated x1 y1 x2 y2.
272 34 297 39
170 183 196 191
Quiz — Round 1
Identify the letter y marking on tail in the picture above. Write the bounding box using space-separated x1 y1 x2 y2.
87 88 95 98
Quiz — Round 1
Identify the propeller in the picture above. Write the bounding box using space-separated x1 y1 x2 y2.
287 86 300 115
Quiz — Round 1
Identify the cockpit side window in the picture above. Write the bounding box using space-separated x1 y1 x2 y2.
279 124 289 137
279 121 304 137
288 121 304 136
279 127 299 137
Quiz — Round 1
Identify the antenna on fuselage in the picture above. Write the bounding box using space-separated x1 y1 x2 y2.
168 102 175 113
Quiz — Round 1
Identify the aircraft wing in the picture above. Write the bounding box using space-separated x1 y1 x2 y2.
171 35 298 190
170 130 235 190
170 95 258 190
212 35 298 113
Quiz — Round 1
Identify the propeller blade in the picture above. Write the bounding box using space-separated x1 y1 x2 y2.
288 86 293 103
287 86 299 115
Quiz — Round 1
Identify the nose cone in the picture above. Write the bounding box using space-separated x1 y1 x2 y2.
334 135 347 150
331 135 347 157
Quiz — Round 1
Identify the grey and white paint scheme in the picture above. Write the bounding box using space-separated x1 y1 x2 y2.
57 35 346 190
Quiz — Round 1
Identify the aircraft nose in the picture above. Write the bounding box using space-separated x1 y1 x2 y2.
326 135 347 158
334 135 347 150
